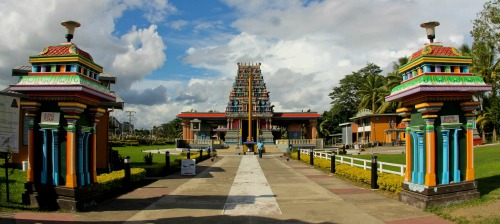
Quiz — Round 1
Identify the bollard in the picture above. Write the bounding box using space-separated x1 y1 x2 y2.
297 148 300 161
187 149 191 159
330 152 336 174
309 149 314 166
200 149 203 160
165 151 170 174
371 155 379 189
124 156 131 185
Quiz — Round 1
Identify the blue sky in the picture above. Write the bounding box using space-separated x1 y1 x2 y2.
0 0 488 129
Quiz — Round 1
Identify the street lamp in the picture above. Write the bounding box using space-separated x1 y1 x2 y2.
61 20 81 42
420 21 440 43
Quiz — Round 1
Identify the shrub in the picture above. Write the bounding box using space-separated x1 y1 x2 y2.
143 152 153 165
96 168 146 193
293 153 403 193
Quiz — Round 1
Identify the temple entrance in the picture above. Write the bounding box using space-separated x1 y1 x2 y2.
241 120 257 143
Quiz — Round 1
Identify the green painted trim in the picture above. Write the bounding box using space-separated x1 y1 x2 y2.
426 124 435 130
39 123 59 129
17 75 111 94
409 125 424 132
441 123 463 129
391 75 487 94
80 126 93 133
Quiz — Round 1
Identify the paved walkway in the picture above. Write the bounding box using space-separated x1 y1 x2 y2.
3 154 452 224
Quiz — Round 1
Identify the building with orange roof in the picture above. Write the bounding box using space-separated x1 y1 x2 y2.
177 63 322 152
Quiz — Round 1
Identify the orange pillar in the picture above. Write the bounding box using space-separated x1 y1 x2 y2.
465 116 475 181
424 116 437 186
21 102 40 183
460 101 480 181
65 118 78 188
404 119 412 182
26 116 36 182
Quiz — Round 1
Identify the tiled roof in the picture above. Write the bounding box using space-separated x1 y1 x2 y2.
39 44 93 62
408 43 460 62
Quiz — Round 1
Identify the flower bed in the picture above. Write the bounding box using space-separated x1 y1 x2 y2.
291 151 403 193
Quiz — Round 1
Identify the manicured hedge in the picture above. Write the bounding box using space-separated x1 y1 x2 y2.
96 168 146 193
291 151 403 194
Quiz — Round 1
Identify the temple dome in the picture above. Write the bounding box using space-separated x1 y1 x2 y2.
39 43 94 62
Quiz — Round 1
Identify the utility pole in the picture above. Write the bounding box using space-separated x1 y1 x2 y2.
125 111 136 134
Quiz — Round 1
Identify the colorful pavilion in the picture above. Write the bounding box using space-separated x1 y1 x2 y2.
177 63 321 152
7 21 122 210
385 22 491 208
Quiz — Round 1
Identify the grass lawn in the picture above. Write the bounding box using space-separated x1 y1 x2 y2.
0 158 37 212
112 144 183 166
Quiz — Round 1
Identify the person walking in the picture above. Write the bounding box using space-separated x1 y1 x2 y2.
257 140 264 158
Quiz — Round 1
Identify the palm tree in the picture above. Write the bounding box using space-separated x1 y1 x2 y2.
476 111 497 143
378 57 409 113
358 74 386 113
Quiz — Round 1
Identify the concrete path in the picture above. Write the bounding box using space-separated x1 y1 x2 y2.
2 154 452 224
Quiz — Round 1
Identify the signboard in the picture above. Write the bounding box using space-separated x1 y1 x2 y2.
441 115 459 124
0 95 20 153
181 159 196 175
41 112 60 124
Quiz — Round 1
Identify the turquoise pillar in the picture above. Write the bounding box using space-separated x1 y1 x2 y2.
417 132 425 185
52 129 59 186
452 129 461 182
40 129 48 184
411 132 418 183
83 132 90 185
441 130 450 184
422 65 430 73
77 132 85 186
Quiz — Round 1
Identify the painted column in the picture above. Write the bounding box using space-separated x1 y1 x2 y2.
40 129 48 184
396 107 412 182
91 124 98 183
417 132 425 185
59 102 86 188
89 108 104 184
460 101 480 181
453 129 461 183
424 117 437 186
83 132 90 185
65 118 78 188
77 130 85 186
465 116 475 181
52 129 59 186
411 132 418 183
441 130 450 184
22 102 40 183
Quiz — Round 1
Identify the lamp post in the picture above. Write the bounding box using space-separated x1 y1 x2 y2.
61 20 81 42
420 21 440 43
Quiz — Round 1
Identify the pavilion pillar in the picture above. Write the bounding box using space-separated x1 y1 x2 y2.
415 102 442 187
460 101 480 181
309 119 318 139
396 107 412 182
89 108 105 183
21 102 41 183
59 102 86 188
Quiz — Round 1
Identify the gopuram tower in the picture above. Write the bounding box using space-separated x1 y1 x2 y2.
385 21 491 208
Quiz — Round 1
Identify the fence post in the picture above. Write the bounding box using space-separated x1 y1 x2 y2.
124 156 131 185
165 151 170 174
187 149 191 159
297 148 300 161
371 156 379 189
309 149 314 166
199 148 203 160
331 152 336 174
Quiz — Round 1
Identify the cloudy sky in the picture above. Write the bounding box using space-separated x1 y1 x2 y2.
0 0 487 129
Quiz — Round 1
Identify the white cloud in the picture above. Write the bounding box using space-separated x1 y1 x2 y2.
0 0 488 130
169 20 188 30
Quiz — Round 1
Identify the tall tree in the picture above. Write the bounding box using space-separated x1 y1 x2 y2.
379 56 409 113
471 0 500 96
358 74 386 112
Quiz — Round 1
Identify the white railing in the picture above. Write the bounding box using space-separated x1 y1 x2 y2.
298 149 405 176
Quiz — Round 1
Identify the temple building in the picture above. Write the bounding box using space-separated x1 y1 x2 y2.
385 21 491 208
5 21 123 210
177 63 322 152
